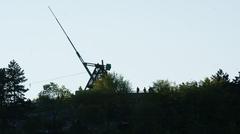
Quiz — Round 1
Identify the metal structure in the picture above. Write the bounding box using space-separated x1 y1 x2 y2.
49 7 111 90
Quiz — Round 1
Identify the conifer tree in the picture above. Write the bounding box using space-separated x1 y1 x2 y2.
5 60 28 105
0 68 7 108
233 72 240 85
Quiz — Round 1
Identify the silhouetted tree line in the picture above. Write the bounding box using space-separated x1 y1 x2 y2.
1 60 240 134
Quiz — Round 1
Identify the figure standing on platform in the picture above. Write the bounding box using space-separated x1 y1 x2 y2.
143 87 147 93
136 87 140 93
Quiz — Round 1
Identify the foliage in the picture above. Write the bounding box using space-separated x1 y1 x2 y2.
211 69 230 83
0 60 28 107
91 72 132 93
38 82 72 99
0 60 30 133
2 67 240 134
152 80 177 93
232 72 240 85
0 68 7 108
6 60 28 105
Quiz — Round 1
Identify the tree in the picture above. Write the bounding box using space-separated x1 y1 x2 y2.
91 73 132 93
198 69 231 89
0 68 7 108
75 86 85 95
38 82 72 99
5 60 28 105
199 77 212 88
232 72 240 85
211 69 230 85
179 81 198 90
152 80 176 93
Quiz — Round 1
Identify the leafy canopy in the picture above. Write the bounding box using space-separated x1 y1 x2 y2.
39 82 72 99
91 72 132 93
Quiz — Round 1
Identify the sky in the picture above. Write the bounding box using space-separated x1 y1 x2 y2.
0 0 240 99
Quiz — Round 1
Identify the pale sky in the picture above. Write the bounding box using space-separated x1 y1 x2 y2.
1 0 240 99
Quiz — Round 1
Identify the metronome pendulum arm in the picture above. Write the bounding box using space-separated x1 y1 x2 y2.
48 6 111 89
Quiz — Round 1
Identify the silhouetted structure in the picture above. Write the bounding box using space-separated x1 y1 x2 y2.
49 7 111 90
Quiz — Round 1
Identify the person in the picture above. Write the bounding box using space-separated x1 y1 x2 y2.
136 87 140 93
143 87 147 93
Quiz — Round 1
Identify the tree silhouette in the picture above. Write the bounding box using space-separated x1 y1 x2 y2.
152 80 176 93
211 69 230 85
39 82 72 99
4 60 28 106
233 72 240 85
91 73 132 93
0 68 7 108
